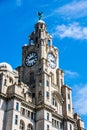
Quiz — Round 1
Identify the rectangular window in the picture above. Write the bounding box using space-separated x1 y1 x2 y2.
31 112 33 120
68 93 70 99
16 102 19 111
60 122 62 129
21 108 25 115
15 115 18 125
46 92 49 99
32 93 35 98
52 98 55 106
47 125 49 130
46 80 49 87
57 121 59 128
68 104 71 111
70 124 72 130
52 119 54 126
47 113 49 120
28 111 30 118
54 120 56 127
4 79 7 86
48 40 50 46
26 110 30 118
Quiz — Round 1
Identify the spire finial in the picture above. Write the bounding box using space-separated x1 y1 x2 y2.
38 12 43 20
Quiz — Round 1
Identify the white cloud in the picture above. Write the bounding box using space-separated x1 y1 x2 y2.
73 84 87 115
65 70 79 78
53 22 87 40
56 0 87 19
16 0 22 7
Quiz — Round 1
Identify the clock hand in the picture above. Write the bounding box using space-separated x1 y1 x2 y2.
29 57 34 60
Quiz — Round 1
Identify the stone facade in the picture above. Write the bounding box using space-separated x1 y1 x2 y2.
0 19 85 130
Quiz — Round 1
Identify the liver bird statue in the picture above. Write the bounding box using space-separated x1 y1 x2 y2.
38 12 43 20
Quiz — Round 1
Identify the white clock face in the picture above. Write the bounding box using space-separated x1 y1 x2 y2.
47 53 56 69
25 52 38 67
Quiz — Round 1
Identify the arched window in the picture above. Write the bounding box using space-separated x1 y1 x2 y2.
20 120 25 130
9 77 13 84
27 124 33 130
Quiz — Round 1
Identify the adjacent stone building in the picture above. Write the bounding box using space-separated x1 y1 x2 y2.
0 18 85 130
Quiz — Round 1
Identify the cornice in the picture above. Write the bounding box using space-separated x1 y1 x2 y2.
63 115 75 123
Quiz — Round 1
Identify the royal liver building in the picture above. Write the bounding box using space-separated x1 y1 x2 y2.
0 16 85 130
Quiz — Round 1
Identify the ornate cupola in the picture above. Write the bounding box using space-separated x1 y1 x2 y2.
29 12 52 46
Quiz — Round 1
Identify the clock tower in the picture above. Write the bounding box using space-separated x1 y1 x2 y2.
16 16 78 130
17 18 65 130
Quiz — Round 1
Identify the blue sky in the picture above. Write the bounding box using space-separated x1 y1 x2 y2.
0 0 87 128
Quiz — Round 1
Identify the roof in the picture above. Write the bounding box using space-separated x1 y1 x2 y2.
0 62 13 72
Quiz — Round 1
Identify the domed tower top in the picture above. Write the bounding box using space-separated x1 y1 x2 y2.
29 12 52 46
0 62 13 72
34 19 46 35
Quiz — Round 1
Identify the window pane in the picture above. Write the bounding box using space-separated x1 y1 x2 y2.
60 122 62 129
15 115 18 125
47 113 49 120
46 92 49 99
70 124 72 130
68 104 71 111
46 80 49 87
16 102 19 111
68 93 70 99
47 125 49 130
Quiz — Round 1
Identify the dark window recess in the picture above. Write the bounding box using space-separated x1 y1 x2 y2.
47 125 49 130
24 93 26 98
37 44 39 48
39 68 41 71
31 112 33 120
52 98 55 106
47 113 49 120
9 77 13 83
32 93 35 98
46 80 49 87
33 85 35 88
27 111 30 117
68 93 70 99
70 124 72 130
68 104 71 111
30 72 34 84
36 37 38 43
41 24 43 28
48 40 50 46
60 122 62 129
4 79 7 86
46 92 49 99
22 108 25 115
34 113 36 121
16 102 19 111
15 115 18 125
